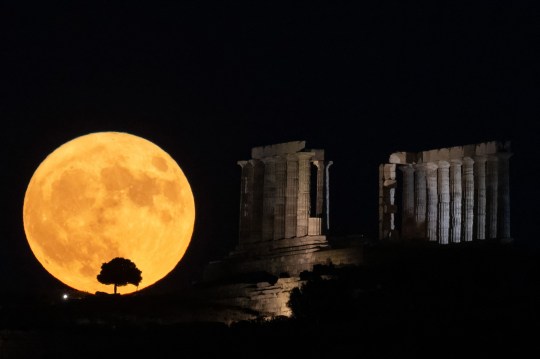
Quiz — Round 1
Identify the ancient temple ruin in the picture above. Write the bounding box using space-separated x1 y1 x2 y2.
198 141 362 320
235 140 331 255
379 140 512 244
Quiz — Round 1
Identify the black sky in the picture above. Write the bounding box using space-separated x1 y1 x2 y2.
1 1 538 295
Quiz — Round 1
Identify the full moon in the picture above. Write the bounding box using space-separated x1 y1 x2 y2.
23 132 196 294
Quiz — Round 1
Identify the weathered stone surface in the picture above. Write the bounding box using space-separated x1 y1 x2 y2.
450 159 462 243
199 141 365 322
252 140 306 159
379 140 511 244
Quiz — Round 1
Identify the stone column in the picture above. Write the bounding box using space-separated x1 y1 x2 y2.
313 160 324 217
325 161 333 231
462 157 475 242
437 161 450 245
261 157 276 241
380 163 397 240
399 164 415 240
285 154 299 238
250 159 264 242
474 155 487 240
497 152 512 241
449 159 462 243
379 164 384 240
237 161 251 245
486 155 499 239
296 152 313 237
273 156 287 240
426 162 439 242
414 163 427 239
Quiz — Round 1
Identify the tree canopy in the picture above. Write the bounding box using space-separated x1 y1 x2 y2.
97 257 142 294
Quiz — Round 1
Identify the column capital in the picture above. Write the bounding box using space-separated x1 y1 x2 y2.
237 160 249 168
486 154 499 162
450 159 463 166
426 162 439 172
437 160 450 169
462 156 475 165
312 160 324 170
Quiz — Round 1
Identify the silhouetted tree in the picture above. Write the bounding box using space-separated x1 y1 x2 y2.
97 257 142 294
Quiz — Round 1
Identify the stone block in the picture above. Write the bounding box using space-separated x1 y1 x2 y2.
251 141 306 159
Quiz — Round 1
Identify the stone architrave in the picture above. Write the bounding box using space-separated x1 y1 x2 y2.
237 161 251 245
497 152 512 241
486 155 499 239
399 164 415 240
474 155 487 240
296 152 314 237
250 159 264 242
273 156 287 240
449 159 462 243
426 162 439 242
285 154 299 238
414 163 427 239
261 157 276 241
437 161 450 245
461 157 475 242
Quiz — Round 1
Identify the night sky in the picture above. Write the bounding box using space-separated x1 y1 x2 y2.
1 2 538 296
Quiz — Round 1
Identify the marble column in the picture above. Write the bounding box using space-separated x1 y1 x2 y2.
437 161 450 244
261 157 276 241
380 163 397 240
414 163 427 239
497 152 512 241
449 159 462 243
486 155 499 239
379 164 384 240
462 157 475 242
285 154 299 238
296 153 313 237
474 155 487 240
313 160 324 217
399 164 415 240
237 161 251 244
250 159 264 242
426 162 439 242
325 161 333 231
273 156 287 240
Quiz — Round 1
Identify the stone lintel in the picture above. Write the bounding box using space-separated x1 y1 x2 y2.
416 141 509 163
389 151 416 164
307 149 325 161
475 141 498 156
252 141 306 159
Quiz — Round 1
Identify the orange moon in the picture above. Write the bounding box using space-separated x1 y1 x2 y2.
23 131 196 294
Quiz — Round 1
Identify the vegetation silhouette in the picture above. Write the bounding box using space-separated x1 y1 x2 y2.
96 257 142 294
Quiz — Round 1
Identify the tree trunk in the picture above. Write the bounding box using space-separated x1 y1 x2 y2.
114 284 117 294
